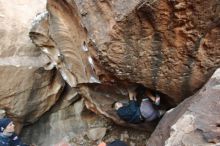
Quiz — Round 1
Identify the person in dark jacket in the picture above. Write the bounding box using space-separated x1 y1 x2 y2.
98 139 128 146
113 87 163 124
0 118 30 146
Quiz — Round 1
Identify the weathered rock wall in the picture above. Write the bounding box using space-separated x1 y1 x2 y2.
21 94 149 146
0 0 64 131
73 0 220 102
38 0 220 104
147 68 220 146
0 0 219 145
29 0 220 129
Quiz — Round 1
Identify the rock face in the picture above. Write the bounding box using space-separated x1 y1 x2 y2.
22 98 87 146
28 0 220 130
0 0 64 131
33 0 220 103
147 69 220 146
0 0 220 145
73 0 220 102
21 97 149 146
30 0 100 88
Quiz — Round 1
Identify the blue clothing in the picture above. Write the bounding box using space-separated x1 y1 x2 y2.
0 133 29 146
116 100 143 124
107 139 128 146
0 118 12 132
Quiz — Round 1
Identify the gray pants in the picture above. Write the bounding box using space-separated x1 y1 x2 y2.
140 99 160 121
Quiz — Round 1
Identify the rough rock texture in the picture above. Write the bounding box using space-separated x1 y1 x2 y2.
147 68 220 146
1 0 220 145
30 0 101 88
0 0 64 131
48 0 220 102
29 0 220 129
17 0 220 143
22 97 86 146
21 97 149 146
73 0 220 102
79 84 157 131
33 0 220 103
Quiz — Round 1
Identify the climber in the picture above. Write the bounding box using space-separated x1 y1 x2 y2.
112 86 163 124
98 139 128 146
0 118 33 146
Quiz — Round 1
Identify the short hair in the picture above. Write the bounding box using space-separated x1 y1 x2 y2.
135 85 147 97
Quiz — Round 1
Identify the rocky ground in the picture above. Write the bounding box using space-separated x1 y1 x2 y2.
22 99 150 146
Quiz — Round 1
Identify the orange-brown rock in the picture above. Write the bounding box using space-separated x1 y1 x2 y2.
1 0 219 144
35 0 220 104
27 0 220 131
73 0 220 102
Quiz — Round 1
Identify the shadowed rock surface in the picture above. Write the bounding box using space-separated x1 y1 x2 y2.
32 0 220 103
21 97 149 146
73 0 220 101
0 0 65 132
147 69 220 146
0 0 219 145
27 0 220 131
79 84 158 131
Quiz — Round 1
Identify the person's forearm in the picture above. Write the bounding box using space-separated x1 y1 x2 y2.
146 90 156 101
129 92 137 100
129 94 134 100
128 90 134 100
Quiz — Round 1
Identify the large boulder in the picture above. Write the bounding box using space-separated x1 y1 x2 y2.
1 0 219 144
147 68 220 146
73 0 220 102
21 97 87 146
30 0 101 88
32 0 220 130
0 0 64 131
33 0 220 103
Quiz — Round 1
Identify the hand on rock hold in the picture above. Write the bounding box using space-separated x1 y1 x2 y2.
155 94 160 106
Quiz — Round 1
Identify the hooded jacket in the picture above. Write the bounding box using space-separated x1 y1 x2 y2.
116 100 143 124
0 133 29 146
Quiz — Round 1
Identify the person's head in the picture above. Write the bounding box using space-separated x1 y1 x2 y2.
112 101 123 110
135 85 147 98
0 118 15 133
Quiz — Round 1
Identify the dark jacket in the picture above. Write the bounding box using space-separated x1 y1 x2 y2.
107 139 128 146
0 133 29 146
116 100 143 124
